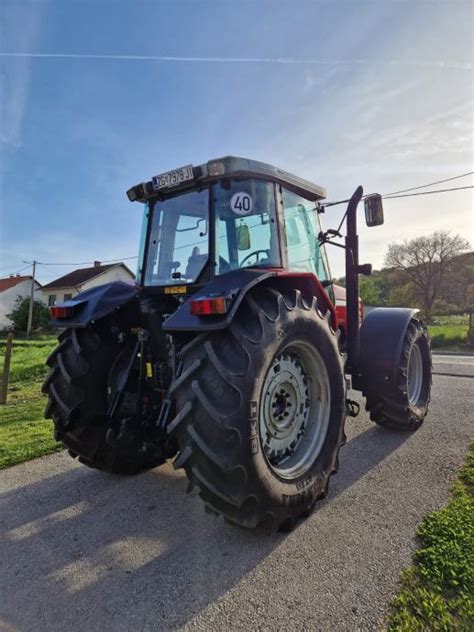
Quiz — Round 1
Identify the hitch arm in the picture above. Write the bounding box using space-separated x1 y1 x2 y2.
106 329 149 419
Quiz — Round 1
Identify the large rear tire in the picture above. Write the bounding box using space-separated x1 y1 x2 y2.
43 323 168 474
168 288 346 532
364 319 432 431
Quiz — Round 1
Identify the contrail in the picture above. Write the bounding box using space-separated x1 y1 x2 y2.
0 52 471 70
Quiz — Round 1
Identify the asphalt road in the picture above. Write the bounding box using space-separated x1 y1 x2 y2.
432 352 474 377
1 355 473 632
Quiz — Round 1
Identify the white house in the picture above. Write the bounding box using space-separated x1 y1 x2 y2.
40 261 136 306
0 275 43 330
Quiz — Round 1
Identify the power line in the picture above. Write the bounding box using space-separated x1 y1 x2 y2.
38 255 138 266
0 264 32 277
383 171 473 197
36 263 60 278
384 185 474 199
323 182 474 209
0 264 21 273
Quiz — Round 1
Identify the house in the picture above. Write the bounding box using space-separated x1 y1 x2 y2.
0 275 43 330
41 261 136 306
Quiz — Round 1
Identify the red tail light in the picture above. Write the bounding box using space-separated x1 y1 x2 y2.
49 306 74 319
190 297 228 316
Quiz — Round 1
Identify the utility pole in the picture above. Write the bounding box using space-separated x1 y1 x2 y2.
0 333 13 405
26 260 36 339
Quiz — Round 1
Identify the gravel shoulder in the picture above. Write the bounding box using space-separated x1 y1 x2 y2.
1 373 473 631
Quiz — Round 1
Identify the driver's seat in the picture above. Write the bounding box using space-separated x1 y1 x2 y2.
185 247 207 280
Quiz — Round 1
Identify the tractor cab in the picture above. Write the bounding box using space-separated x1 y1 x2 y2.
128 156 332 291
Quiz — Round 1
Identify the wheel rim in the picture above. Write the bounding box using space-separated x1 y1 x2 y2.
407 343 423 406
259 341 331 480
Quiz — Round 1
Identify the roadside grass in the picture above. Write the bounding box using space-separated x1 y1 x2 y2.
428 315 470 350
388 443 474 631
0 335 61 469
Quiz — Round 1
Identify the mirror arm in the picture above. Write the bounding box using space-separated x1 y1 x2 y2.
318 229 343 246
318 228 346 249
320 239 346 250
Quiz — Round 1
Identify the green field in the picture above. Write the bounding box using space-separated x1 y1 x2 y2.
388 444 474 630
428 315 470 350
0 336 62 469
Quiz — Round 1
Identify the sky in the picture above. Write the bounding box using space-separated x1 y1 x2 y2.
0 0 473 284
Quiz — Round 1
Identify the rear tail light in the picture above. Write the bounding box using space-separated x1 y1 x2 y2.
190 296 228 316
49 306 74 319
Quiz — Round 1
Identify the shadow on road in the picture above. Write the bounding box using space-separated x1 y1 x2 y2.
330 424 411 500
0 422 410 631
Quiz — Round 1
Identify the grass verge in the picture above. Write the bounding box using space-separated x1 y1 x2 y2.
428 315 470 350
428 324 469 350
0 336 62 469
388 444 474 631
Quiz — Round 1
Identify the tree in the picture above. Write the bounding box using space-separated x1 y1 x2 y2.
438 253 474 314
388 281 417 308
466 283 474 348
7 296 51 333
359 274 389 306
385 231 470 322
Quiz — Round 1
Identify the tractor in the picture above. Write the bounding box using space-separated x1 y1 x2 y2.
43 156 432 532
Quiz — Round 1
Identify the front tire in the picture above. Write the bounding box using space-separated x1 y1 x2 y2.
169 288 346 532
364 319 432 431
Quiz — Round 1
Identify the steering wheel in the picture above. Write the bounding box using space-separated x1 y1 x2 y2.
239 249 269 267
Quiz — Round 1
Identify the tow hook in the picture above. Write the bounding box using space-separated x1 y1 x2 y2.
346 399 360 418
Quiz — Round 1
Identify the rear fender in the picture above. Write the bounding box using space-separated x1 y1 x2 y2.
49 282 140 328
352 307 419 392
163 269 336 333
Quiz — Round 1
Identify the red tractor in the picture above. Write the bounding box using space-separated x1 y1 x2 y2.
43 157 432 532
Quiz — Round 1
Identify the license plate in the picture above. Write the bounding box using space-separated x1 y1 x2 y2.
152 165 194 190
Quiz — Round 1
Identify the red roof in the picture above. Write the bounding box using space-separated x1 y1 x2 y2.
41 263 134 290
0 275 36 293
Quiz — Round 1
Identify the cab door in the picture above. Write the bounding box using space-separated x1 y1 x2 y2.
280 187 332 295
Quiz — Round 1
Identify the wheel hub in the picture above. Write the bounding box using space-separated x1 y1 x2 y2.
262 355 309 462
259 342 331 479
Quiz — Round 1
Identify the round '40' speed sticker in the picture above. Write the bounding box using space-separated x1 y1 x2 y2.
230 192 253 215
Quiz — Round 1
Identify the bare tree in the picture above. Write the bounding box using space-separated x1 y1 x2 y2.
385 231 470 321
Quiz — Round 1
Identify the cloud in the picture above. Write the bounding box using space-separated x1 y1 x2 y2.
0 5 44 146
0 51 471 71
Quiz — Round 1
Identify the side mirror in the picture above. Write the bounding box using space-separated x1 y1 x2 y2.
236 223 251 250
364 194 384 227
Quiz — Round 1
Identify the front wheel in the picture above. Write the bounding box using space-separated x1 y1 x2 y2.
168 287 346 532
364 319 432 431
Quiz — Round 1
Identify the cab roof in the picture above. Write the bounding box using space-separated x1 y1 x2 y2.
127 156 327 203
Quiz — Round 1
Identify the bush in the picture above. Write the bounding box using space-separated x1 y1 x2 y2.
7 297 51 333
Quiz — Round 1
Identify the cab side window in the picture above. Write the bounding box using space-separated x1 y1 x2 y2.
281 188 330 282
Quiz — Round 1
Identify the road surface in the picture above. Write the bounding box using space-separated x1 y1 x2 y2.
0 354 472 631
